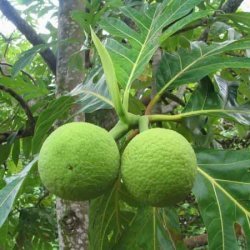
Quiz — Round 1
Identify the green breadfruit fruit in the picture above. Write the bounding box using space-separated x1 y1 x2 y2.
38 122 120 201
121 128 197 207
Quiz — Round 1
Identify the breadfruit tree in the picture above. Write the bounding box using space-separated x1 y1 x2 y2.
0 0 250 249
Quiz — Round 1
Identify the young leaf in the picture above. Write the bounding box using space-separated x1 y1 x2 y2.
0 157 38 227
91 28 125 120
193 149 250 249
70 67 113 114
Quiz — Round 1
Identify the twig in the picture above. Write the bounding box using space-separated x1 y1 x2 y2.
162 85 186 114
162 89 186 106
0 84 36 143
0 62 36 84
36 189 50 207
0 32 15 57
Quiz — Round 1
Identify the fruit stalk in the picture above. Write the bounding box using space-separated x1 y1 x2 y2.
109 121 130 140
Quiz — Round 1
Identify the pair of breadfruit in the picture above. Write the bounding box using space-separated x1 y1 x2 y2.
38 122 197 207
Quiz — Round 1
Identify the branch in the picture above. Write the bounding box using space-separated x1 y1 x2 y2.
0 127 34 144
161 86 186 114
0 62 36 84
0 84 35 143
184 234 208 249
0 0 57 75
221 0 244 13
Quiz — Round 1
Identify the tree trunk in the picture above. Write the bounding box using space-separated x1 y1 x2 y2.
56 1 88 249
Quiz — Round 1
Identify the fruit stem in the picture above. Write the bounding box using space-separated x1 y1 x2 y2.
109 121 130 140
139 116 149 132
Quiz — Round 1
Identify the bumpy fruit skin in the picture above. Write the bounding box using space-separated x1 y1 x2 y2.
121 128 197 207
38 122 120 201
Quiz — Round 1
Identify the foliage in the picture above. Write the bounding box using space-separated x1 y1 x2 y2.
0 0 250 249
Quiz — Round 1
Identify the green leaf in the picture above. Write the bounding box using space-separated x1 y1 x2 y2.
160 10 212 42
217 13 250 32
12 140 20 166
184 76 222 112
22 136 32 159
193 149 250 250
181 76 250 125
89 183 133 250
101 0 203 108
0 144 11 166
70 67 113 114
0 157 38 228
91 28 125 119
114 207 157 250
12 44 48 77
214 75 250 125
114 207 185 250
11 42 57 77
32 96 74 154
157 39 250 93
0 76 48 100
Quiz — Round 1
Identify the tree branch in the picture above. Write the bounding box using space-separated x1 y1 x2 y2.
184 234 208 249
0 0 57 75
0 83 35 143
0 62 36 84
221 0 244 13
162 85 186 114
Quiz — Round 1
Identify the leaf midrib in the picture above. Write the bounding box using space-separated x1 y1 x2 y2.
198 167 250 217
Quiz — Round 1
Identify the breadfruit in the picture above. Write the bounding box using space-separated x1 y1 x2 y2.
38 122 120 201
121 128 197 207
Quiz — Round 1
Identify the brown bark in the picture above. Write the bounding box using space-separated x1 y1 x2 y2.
184 234 208 249
55 1 88 249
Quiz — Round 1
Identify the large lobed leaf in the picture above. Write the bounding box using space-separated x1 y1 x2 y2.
157 39 250 92
193 149 250 250
89 182 185 250
89 183 132 250
100 0 204 107
114 207 186 250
